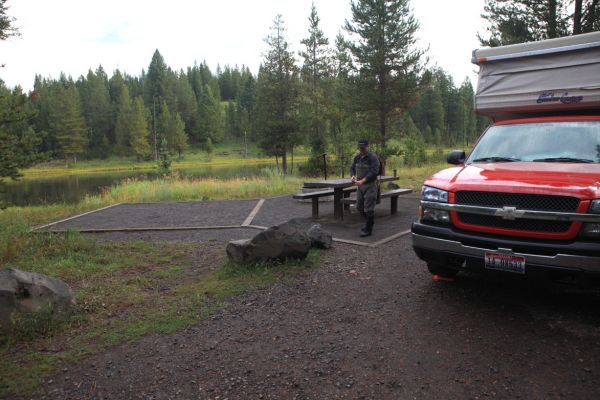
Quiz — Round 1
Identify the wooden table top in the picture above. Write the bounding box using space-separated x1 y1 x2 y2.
303 176 399 189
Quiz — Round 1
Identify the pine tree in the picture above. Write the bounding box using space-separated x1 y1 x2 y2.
129 96 152 160
157 100 188 158
114 85 133 155
344 0 426 157
197 85 223 143
32 75 55 155
175 71 198 139
0 0 18 40
458 78 477 145
48 79 88 163
255 15 301 174
80 66 112 157
0 84 41 182
144 50 181 159
225 100 237 137
0 95 37 205
158 100 172 143
299 3 333 173
218 66 235 100
411 71 445 138
145 50 169 105
329 33 356 177
109 69 126 105
479 0 572 46
171 112 188 159
239 75 256 139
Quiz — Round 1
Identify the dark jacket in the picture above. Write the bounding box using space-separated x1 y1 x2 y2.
350 152 380 183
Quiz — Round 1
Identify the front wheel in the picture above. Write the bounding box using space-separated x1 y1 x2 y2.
427 262 459 278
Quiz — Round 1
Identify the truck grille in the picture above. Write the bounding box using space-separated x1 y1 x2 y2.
457 213 572 232
455 191 580 233
455 191 580 212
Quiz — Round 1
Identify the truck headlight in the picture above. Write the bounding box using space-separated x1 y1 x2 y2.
420 186 450 223
581 200 600 238
421 186 449 203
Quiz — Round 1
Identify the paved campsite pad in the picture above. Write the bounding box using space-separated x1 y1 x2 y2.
39 195 420 245
30 238 600 400
44 200 259 231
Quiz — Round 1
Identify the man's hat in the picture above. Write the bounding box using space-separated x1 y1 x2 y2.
358 139 369 148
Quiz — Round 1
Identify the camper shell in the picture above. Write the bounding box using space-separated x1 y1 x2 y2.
472 31 600 120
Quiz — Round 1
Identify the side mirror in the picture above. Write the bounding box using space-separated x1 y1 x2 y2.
447 150 466 165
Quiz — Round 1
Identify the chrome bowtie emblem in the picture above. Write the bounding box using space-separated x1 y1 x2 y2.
494 206 525 220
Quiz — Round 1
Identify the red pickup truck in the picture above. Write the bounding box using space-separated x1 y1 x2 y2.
412 32 600 284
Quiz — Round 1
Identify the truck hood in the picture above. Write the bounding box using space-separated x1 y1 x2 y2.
426 162 600 200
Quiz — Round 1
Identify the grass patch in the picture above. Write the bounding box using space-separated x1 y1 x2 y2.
383 162 449 190
0 226 320 397
101 174 306 203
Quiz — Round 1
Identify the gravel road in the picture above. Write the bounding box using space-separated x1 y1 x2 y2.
27 234 600 400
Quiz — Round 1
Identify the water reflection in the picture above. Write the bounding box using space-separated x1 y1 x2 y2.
2 162 287 206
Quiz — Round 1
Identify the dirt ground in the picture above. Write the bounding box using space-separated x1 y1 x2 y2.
26 233 600 400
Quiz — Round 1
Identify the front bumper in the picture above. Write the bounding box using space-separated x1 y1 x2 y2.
412 222 600 273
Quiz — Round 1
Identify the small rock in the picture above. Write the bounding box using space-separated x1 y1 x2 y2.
307 224 333 249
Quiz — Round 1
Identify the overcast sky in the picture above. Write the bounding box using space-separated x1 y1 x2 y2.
0 0 486 91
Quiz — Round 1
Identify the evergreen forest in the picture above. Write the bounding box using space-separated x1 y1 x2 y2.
1 0 598 178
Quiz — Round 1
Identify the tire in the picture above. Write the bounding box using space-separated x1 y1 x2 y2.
427 262 459 278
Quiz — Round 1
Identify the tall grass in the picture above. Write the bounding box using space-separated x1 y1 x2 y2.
102 175 305 203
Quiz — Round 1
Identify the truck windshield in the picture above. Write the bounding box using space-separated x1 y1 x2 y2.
467 121 600 164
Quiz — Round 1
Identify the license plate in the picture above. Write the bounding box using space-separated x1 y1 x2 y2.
484 252 526 274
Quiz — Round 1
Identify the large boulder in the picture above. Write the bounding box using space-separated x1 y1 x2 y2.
226 220 312 263
0 268 74 335
226 220 334 264
307 224 333 249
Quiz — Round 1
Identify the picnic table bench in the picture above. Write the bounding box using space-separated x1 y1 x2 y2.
292 187 357 219
295 176 409 220
341 188 413 215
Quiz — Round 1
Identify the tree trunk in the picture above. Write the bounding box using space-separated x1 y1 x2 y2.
281 150 288 175
291 147 294 175
547 0 558 38
379 110 387 158
574 0 583 34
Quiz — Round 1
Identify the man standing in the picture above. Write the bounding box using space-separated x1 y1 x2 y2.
350 140 380 237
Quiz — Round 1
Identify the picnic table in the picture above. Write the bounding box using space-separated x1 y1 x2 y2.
302 176 401 220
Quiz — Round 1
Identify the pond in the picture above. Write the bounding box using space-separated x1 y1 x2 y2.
1 162 301 206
